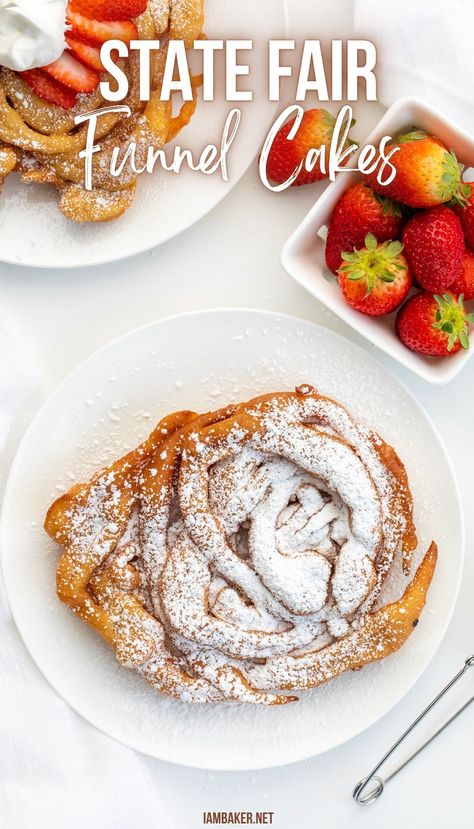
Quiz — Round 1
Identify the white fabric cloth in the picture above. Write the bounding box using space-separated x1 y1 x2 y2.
354 0 474 133
0 322 170 829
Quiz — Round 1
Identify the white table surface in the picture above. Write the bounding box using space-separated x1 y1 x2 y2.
0 1 472 826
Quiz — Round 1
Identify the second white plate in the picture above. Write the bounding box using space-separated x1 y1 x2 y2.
0 309 464 769
0 0 288 269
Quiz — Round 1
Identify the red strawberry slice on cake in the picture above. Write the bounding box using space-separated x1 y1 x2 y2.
20 69 79 110
66 36 105 73
66 8 138 44
17 0 142 109
70 0 147 21
43 51 100 93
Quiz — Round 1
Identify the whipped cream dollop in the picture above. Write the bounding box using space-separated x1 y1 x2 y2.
0 0 67 71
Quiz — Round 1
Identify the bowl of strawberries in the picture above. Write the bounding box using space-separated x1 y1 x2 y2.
282 97 474 383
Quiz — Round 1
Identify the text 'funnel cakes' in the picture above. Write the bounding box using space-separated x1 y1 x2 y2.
45 385 437 705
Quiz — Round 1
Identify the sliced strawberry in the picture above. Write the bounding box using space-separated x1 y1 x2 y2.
67 8 138 45
42 51 100 94
20 69 78 110
66 35 104 72
69 0 147 21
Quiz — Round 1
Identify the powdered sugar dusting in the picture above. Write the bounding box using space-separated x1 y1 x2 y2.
48 381 419 706
6 312 458 768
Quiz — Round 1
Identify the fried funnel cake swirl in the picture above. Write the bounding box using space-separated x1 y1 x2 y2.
45 386 436 705
0 1 204 222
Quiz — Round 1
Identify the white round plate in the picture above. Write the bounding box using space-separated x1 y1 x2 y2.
0 0 288 269
1 310 464 770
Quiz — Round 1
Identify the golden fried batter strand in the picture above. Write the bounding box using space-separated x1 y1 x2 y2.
59 183 137 222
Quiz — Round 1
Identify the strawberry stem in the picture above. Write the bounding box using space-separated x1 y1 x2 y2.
433 293 474 351
339 234 404 295
441 150 466 205
396 129 428 143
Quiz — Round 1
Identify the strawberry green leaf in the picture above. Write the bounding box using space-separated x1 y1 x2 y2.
459 330 470 350
338 234 407 295
365 233 377 251
397 128 427 143
384 241 403 257
440 150 465 204
374 193 403 218
321 110 336 128
432 293 471 351
341 252 359 263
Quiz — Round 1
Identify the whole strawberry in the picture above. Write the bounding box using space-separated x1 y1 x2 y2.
449 248 474 301
265 109 354 187
363 130 469 208
396 292 474 356
402 206 464 292
325 183 404 274
454 182 474 248
337 233 411 316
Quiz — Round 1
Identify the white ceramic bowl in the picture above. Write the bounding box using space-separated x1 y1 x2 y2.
282 96 474 384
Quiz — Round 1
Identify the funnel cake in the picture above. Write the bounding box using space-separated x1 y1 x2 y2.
0 1 204 222
45 386 437 705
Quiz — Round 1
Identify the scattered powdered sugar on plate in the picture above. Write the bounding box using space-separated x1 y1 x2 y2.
1 311 463 769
